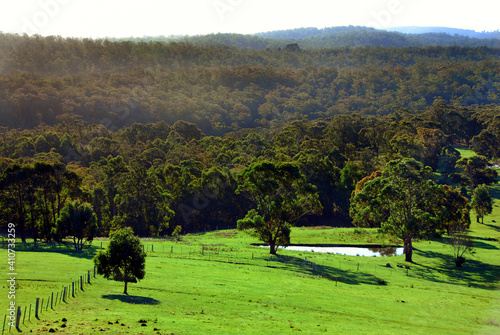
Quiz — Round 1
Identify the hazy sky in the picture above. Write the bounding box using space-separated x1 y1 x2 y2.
0 0 498 38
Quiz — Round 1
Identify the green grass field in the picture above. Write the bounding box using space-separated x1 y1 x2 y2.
456 147 477 158
1 159 499 334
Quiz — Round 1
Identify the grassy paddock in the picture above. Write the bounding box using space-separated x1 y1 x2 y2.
1 216 499 334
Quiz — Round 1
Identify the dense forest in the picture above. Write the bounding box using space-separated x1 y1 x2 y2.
0 32 499 242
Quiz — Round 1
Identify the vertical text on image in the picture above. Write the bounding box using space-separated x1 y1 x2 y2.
6 223 17 327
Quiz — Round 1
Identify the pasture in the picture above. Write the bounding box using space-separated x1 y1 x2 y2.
1 216 499 334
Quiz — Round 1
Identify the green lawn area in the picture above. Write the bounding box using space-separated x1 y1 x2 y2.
0 153 499 334
456 147 477 158
1 214 499 334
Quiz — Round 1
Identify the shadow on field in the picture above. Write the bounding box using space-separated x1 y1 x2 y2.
483 223 500 233
270 254 387 286
102 294 161 305
471 240 499 250
6 241 99 259
414 249 500 289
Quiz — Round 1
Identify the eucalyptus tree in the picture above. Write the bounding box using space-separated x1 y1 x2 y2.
236 161 322 254
351 159 444 262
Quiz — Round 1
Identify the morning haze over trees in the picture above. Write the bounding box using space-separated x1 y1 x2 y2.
0 26 499 259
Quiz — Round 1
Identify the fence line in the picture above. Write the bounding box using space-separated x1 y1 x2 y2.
0 267 97 334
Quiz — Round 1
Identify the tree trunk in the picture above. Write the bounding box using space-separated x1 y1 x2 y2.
481 215 484 224
403 238 413 262
269 241 276 255
124 280 128 295
269 239 276 255
20 221 26 243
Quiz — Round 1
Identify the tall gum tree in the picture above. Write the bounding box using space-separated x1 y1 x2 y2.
350 158 444 262
236 161 322 254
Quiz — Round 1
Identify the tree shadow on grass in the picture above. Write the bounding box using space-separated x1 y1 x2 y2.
11 241 101 259
413 249 500 289
102 294 161 305
471 240 499 250
439 236 499 250
267 254 387 286
483 223 500 233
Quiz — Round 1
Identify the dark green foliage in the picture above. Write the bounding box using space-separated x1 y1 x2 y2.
236 161 322 254
454 156 498 192
0 162 83 242
94 227 146 294
471 184 494 224
55 201 98 251
350 159 445 262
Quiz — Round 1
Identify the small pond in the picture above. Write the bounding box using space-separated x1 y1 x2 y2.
260 245 404 257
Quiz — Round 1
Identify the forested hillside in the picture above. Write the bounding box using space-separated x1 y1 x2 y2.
122 26 500 49
1 33 500 132
0 33 499 240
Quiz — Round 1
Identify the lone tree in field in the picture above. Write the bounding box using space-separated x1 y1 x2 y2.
350 159 443 262
236 161 322 255
55 201 98 251
94 227 146 294
471 184 493 224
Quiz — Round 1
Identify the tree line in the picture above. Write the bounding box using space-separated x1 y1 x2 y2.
0 106 497 244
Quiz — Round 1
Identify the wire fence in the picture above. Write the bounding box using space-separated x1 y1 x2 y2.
1 267 97 334
0 239 478 333
139 241 476 289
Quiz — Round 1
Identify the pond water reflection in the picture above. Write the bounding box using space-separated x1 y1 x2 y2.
266 245 404 257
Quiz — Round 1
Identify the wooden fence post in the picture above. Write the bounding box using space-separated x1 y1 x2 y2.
51 292 54 309
80 276 83 291
23 306 27 324
88 270 91 284
16 306 21 329
72 282 75 298
35 298 40 318
63 287 67 302
2 314 6 335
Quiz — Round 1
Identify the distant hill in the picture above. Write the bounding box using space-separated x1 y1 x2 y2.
384 26 500 39
117 26 500 49
191 26 500 49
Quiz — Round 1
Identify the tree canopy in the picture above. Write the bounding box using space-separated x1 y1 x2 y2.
471 184 494 224
236 161 322 254
55 201 97 251
350 159 445 262
94 227 146 295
